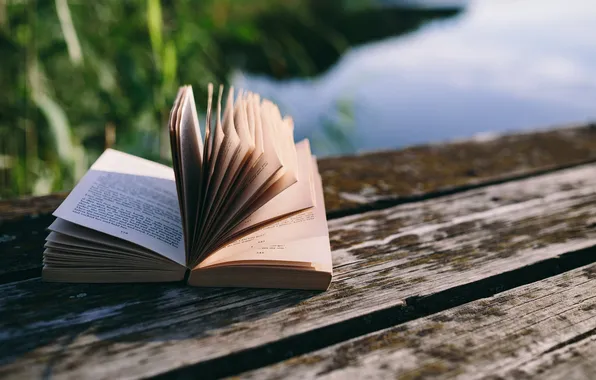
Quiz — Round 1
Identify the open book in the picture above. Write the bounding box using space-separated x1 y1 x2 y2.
42 85 332 290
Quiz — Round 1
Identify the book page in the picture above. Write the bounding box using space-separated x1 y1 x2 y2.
197 158 329 269
203 84 214 167
47 225 154 257
197 237 330 270
168 88 186 235
208 95 254 218
197 88 241 246
205 92 284 236
197 94 255 253
52 149 186 265
194 85 225 249
199 139 312 255
177 86 204 255
212 104 300 229
226 139 314 237
193 84 214 247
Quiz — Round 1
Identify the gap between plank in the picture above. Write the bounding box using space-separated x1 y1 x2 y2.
540 326 596 355
151 244 596 380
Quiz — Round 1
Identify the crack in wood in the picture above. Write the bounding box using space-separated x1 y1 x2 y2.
152 245 596 379
541 326 596 356
238 263 596 379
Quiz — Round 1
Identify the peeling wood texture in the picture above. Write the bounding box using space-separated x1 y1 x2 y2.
239 263 596 380
1 160 596 379
2 124 596 222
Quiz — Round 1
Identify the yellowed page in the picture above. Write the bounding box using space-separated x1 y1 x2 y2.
207 105 300 242
194 85 225 250
198 94 255 252
214 95 254 202
197 157 329 269
281 117 299 173
222 100 299 213
199 236 330 269
207 92 285 234
261 100 285 167
52 149 185 265
225 92 261 184
168 87 186 212
250 93 265 163
177 86 204 256
199 139 310 255
226 139 314 237
198 88 241 239
221 96 295 212
234 91 255 150
203 84 214 165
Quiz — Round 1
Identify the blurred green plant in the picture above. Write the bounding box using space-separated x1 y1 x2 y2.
0 0 460 199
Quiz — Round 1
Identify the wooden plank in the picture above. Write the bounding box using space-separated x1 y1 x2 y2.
319 124 596 215
0 192 67 222
2 125 596 281
1 163 596 379
2 125 596 223
238 263 596 380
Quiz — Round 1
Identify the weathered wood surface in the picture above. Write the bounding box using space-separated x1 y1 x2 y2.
239 263 596 380
1 124 596 222
1 162 596 379
2 125 596 282
0 192 68 222
319 124 596 214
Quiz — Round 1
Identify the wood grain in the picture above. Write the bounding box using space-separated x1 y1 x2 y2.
2 124 596 222
1 163 596 379
319 124 596 214
238 263 596 380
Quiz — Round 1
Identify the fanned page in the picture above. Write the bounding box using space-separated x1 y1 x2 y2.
169 83 331 289
188 159 332 290
172 85 308 266
169 86 204 263
196 157 325 268
43 83 332 289
196 89 255 256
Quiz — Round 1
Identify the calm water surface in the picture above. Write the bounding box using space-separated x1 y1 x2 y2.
235 0 596 156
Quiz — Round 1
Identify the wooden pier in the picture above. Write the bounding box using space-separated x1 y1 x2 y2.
2 124 596 379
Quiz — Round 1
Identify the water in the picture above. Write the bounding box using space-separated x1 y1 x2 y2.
235 0 596 157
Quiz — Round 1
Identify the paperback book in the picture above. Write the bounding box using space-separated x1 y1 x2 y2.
42 85 332 290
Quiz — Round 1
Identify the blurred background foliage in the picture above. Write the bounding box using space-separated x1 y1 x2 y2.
0 0 459 199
